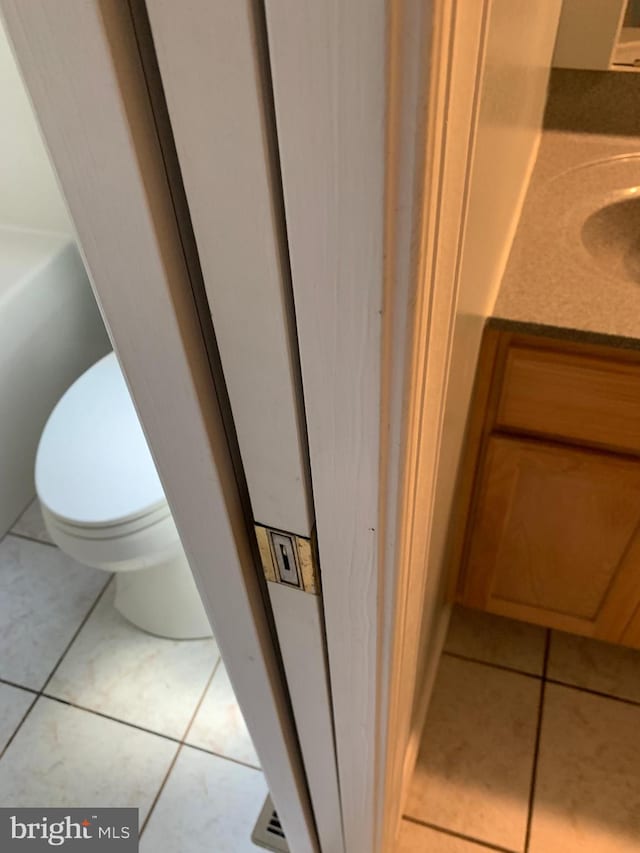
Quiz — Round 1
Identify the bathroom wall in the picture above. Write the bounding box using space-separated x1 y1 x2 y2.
0 17 71 233
0 17 110 535
408 0 563 792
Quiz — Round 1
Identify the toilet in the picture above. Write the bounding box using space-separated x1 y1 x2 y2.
35 351 212 640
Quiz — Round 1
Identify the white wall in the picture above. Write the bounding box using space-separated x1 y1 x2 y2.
0 17 71 233
459 0 563 325
410 0 562 764
428 0 563 465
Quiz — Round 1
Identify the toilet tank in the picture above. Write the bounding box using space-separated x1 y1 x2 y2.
0 227 111 535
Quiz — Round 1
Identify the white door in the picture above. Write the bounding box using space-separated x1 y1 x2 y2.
0 2 320 850
139 4 344 852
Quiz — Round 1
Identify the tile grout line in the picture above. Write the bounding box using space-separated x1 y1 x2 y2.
180 655 222 746
177 655 261 770
7 531 58 548
137 744 183 841
0 678 39 697
0 675 262 773
183 739 261 772
523 629 551 853
0 692 39 762
138 654 222 839
402 815 519 853
544 677 640 709
0 573 113 763
443 648 640 708
443 650 543 680
39 693 184 747
41 574 115 693
1 500 43 547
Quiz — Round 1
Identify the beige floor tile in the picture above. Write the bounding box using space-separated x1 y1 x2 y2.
548 631 640 704
529 684 640 853
140 745 267 852
11 499 53 544
445 605 547 675
0 535 107 689
0 683 34 752
47 581 219 739
0 697 177 821
406 656 540 851
396 819 490 851
186 662 259 767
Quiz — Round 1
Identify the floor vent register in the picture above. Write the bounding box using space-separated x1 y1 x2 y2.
252 796 289 852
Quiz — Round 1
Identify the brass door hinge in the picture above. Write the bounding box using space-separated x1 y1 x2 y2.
255 524 319 595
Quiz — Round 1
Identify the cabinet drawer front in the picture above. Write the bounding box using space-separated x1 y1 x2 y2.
496 345 640 454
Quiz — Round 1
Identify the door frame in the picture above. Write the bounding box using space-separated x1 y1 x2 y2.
266 1 490 849
0 2 318 851
380 4 492 847
2 0 491 850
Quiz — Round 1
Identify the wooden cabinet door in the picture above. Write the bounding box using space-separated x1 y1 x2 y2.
460 435 640 642
621 605 640 650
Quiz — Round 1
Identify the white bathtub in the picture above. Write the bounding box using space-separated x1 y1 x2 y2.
0 227 111 535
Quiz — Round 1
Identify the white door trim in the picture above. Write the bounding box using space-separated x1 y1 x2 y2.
0 2 317 850
380 3 492 848
266 1 490 849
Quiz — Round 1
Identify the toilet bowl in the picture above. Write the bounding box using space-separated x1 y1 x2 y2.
35 352 212 640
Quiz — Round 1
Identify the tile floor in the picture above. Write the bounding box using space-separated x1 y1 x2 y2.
400 605 640 852
0 499 266 852
8 499 640 853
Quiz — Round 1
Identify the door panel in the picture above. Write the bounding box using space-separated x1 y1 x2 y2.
264 4 387 851
143 3 343 850
269 585 346 853
145 0 312 538
462 435 640 640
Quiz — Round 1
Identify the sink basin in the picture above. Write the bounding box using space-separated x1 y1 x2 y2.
495 149 640 340
581 195 640 284
541 154 640 286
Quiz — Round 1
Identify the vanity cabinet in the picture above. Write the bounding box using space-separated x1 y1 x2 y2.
454 327 640 648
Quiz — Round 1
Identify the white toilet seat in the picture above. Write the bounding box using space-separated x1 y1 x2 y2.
35 352 212 639
36 351 166 528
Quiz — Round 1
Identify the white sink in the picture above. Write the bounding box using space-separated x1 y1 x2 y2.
582 194 640 284
544 154 640 286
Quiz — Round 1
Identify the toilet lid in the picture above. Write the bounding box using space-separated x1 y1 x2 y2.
36 352 166 526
